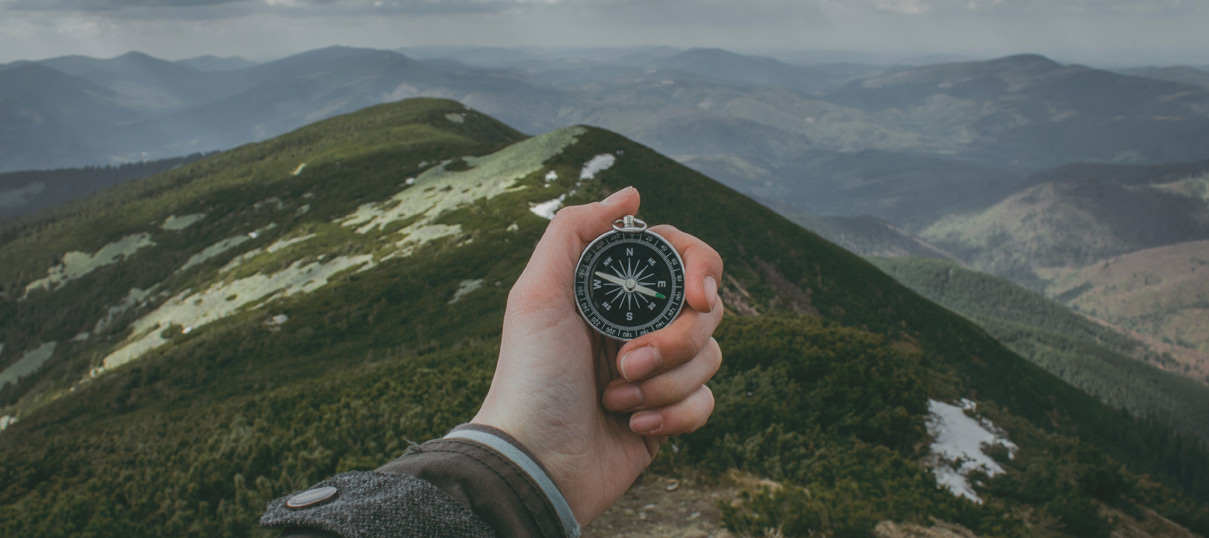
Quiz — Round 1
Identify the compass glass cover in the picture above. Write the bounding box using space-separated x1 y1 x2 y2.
575 230 685 340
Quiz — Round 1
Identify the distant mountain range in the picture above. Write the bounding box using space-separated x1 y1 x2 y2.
4 44 1209 398
2 98 1207 537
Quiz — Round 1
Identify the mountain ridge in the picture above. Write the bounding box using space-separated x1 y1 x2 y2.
2 99 1207 537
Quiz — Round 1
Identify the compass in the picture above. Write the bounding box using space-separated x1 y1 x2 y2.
574 215 685 341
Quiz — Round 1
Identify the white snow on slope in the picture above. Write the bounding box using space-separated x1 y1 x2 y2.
580 154 616 180
530 194 566 220
926 399 1017 504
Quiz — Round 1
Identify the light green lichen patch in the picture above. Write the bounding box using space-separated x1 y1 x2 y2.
161 213 207 231
181 235 252 273
23 233 155 298
94 287 154 334
98 254 373 374
339 127 586 250
0 342 57 388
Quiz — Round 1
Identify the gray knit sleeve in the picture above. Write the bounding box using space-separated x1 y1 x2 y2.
259 471 495 538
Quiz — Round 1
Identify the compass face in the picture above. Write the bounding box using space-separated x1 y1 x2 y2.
575 229 685 340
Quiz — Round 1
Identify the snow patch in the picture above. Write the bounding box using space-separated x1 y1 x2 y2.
23 233 155 298
445 113 465 124
544 170 558 185
292 163 307 176
265 313 289 332
580 154 616 180
0 415 15 432
161 213 206 231
0 342 57 389
72 332 90 342
449 279 484 304
925 399 1017 504
530 195 566 220
96 254 373 375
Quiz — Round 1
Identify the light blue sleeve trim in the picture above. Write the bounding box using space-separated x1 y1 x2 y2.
444 429 582 538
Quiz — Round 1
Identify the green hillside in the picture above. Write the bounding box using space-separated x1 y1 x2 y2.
2 99 1208 537
872 257 1209 442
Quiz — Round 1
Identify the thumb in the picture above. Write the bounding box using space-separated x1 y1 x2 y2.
512 187 642 304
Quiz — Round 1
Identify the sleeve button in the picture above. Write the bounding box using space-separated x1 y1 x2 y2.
286 486 338 509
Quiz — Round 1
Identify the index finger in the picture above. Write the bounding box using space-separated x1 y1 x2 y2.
648 224 723 314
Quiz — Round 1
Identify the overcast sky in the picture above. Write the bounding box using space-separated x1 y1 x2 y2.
1 0 1207 65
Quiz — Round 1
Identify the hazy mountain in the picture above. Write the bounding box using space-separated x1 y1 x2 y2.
36 51 253 109
1 99 1207 537
1119 65 1209 88
641 47 883 94
822 54 1209 169
0 64 141 171
1047 240 1209 358
921 159 1209 285
788 214 956 260
174 55 258 72
0 154 208 221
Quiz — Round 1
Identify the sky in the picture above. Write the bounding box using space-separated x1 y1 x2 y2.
1 0 1207 66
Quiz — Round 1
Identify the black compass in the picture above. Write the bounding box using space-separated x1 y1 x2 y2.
574 215 686 341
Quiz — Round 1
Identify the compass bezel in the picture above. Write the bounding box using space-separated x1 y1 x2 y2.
574 228 686 341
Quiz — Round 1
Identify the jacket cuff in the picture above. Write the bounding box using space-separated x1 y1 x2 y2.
377 424 581 538
444 425 581 538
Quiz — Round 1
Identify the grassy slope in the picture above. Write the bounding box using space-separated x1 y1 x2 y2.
872 256 1209 441
1 99 1207 537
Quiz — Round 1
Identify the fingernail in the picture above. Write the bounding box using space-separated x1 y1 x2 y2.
631 410 663 434
606 384 644 411
602 186 633 206
620 347 660 381
704 276 718 310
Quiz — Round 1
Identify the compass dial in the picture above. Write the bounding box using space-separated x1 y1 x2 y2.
575 228 685 340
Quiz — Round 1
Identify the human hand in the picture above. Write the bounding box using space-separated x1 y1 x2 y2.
471 186 724 526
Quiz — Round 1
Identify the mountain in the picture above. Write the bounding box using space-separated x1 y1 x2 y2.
0 64 141 171
0 154 207 221
788 214 957 260
1046 240 1209 359
37 51 253 109
872 256 1209 441
921 159 1209 285
1121 66 1209 88
643 47 883 94
175 55 258 72
822 54 1209 169
2 98 1207 537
